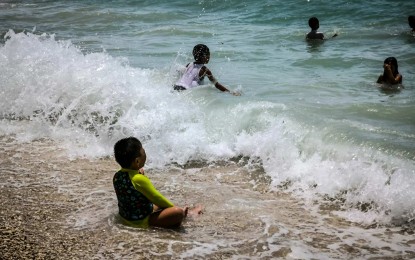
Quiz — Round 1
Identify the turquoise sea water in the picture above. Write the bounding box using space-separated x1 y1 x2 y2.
1 1 414 258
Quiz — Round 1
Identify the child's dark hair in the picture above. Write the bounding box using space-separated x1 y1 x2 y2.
193 44 210 62
384 57 399 76
114 137 142 168
308 17 319 30
409 15 415 29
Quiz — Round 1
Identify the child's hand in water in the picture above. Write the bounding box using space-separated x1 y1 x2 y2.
139 168 145 175
231 91 241 96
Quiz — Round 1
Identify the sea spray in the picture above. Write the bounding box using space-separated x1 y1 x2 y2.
1 30 414 227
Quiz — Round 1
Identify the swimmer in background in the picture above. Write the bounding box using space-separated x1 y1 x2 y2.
377 57 403 86
408 15 415 32
113 137 203 229
174 44 240 95
306 17 338 40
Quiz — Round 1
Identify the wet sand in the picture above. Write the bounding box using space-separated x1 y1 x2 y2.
1 136 414 259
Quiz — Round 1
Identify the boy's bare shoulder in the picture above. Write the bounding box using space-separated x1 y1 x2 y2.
306 31 324 40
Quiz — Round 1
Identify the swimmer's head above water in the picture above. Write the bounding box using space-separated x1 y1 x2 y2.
193 44 210 64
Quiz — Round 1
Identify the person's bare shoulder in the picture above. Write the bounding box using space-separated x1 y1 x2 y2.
377 75 383 84
198 65 208 77
306 31 324 40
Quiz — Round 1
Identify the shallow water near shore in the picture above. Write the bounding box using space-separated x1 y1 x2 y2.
1 0 415 259
1 136 414 259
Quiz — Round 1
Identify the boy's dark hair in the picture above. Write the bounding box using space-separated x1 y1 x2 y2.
308 17 319 30
193 44 210 61
409 16 415 29
114 137 142 168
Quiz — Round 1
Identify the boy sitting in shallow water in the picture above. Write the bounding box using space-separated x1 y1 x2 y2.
113 137 202 228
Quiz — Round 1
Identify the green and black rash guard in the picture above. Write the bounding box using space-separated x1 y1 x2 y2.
113 168 174 221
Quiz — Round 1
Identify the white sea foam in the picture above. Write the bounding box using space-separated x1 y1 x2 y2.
1 30 414 227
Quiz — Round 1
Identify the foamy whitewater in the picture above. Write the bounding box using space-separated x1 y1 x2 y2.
1 1 414 258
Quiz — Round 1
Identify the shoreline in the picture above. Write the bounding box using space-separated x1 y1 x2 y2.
1 137 414 259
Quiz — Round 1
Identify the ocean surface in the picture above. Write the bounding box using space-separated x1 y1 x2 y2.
1 0 414 258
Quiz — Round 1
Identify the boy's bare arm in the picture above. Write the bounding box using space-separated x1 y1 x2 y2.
201 66 230 92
